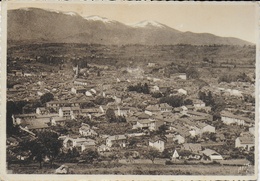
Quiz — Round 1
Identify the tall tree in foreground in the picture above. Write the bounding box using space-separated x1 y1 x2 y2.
145 147 160 164
38 131 63 168
23 131 62 169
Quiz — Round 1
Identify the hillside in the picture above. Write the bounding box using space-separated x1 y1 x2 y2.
7 8 253 46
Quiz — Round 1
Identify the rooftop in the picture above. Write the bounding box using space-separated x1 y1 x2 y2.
107 135 126 141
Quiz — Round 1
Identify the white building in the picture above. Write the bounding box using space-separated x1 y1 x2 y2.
149 138 165 152
202 149 223 160
235 136 254 151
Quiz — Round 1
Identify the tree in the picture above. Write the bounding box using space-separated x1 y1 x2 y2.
157 125 167 135
128 83 150 94
151 92 163 98
80 149 99 164
184 99 193 105
160 95 184 108
162 149 172 158
178 150 192 158
198 91 207 101
26 139 46 169
247 151 254 165
186 67 199 79
145 148 160 164
128 137 138 148
94 96 114 105
7 101 24 135
40 93 54 104
37 131 63 168
211 96 225 113
22 131 62 168
106 108 117 123
203 57 209 62
80 102 95 109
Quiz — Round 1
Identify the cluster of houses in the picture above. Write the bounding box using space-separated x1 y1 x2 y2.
11 95 255 162
7 62 255 164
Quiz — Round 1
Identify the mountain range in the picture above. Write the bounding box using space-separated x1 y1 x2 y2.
7 8 253 46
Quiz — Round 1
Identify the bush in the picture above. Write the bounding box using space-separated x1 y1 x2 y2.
165 160 174 165
128 83 150 94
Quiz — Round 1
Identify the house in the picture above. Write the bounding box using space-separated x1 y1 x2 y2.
249 127 255 136
171 73 187 80
12 114 37 125
36 107 48 115
15 70 23 76
177 88 187 95
79 125 98 137
63 137 95 151
97 144 110 153
186 110 213 122
59 107 80 119
202 149 223 160
149 137 165 152
193 100 206 109
81 108 100 116
106 135 127 148
24 73 33 77
7 137 19 146
148 62 156 67
220 111 253 126
70 107 81 119
115 107 131 117
235 135 254 151
81 139 96 152
216 133 226 142
85 91 93 97
25 119 50 133
74 78 88 86
51 117 67 126
171 124 191 138
133 119 151 130
59 107 71 118
71 87 87 94
158 103 173 112
172 134 185 144
136 112 150 120
180 106 188 114
150 85 160 93
195 122 215 134
133 119 164 131
145 105 160 116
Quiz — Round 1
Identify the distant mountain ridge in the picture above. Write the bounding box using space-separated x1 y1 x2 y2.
7 8 254 46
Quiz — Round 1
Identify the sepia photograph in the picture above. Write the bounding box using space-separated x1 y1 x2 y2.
1 1 259 180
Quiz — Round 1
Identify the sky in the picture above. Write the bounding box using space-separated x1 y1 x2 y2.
7 2 258 44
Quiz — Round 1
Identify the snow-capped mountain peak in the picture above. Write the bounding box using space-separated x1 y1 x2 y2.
63 12 78 16
131 20 166 28
46 9 60 14
84 15 115 23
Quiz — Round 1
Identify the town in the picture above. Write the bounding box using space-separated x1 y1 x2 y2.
6 43 255 175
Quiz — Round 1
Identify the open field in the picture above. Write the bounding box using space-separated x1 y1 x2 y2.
8 160 254 175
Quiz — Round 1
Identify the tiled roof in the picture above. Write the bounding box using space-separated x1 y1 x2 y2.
138 119 152 124
202 149 220 156
183 143 202 153
187 111 211 117
107 135 126 141
149 136 164 143
221 111 253 123
137 112 150 119
239 136 254 144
